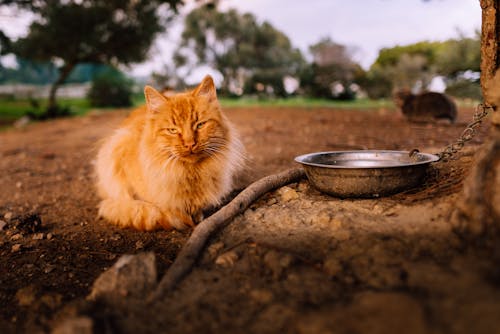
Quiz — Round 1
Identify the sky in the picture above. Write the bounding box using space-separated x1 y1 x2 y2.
132 0 481 82
0 0 482 81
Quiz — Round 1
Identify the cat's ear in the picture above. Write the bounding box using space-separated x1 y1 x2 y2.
192 75 217 102
144 85 168 113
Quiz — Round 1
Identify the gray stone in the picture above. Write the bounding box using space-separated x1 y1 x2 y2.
88 252 157 302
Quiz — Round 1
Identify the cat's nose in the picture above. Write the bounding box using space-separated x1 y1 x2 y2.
184 139 196 151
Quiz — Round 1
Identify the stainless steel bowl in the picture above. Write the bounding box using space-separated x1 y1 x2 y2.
295 150 440 198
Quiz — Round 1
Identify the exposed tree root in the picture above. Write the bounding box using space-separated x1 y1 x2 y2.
149 167 306 302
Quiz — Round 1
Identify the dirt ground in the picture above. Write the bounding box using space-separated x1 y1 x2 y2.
0 104 497 333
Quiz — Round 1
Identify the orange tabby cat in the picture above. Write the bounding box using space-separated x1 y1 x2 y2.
95 75 244 231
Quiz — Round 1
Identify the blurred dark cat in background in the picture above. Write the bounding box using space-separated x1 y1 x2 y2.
394 90 457 123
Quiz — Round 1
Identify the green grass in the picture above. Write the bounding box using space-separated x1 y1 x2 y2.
0 97 92 120
219 96 394 109
0 96 393 123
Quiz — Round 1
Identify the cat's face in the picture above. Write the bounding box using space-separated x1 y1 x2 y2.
144 76 229 163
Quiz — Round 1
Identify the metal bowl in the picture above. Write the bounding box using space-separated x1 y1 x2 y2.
295 150 440 198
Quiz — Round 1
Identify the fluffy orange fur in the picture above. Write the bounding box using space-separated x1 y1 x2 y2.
95 75 243 231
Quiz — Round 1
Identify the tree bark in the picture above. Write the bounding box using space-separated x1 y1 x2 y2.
46 62 76 118
452 0 500 244
480 0 500 99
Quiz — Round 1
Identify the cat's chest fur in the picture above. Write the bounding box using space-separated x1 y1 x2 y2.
139 150 227 211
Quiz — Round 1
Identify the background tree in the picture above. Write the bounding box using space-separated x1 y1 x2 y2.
303 37 362 99
1 0 182 117
371 41 440 92
435 31 481 99
362 34 480 99
174 5 305 96
87 67 133 108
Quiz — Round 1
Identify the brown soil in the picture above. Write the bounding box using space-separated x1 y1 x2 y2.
0 105 496 333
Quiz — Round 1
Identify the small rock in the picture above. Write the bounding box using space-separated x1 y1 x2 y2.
88 252 157 302
207 242 225 259
15 285 37 306
46 233 54 240
215 250 239 268
263 250 294 278
32 233 45 240
267 197 278 205
135 240 144 250
14 213 43 234
277 186 299 202
44 264 56 274
11 233 22 241
40 293 62 309
4 212 13 220
15 181 22 189
52 316 93 334
11 244 22 252
13 115 31 129
0 220 7 231
297 181 309 192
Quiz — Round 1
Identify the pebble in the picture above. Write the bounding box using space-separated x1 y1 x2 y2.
44 264 56 274
215 250 239 268
46 233 54 240
263 250 293 278
11 244 22 252
4 212 13 220
15 285 37 306
277 186 299 202
267 197 278 205
11 233 23 241
32 233 45 240
88 252 157 302
207 242 225 259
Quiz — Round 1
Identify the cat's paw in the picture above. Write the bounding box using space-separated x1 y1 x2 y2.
133 202 169 231
98 198 171 231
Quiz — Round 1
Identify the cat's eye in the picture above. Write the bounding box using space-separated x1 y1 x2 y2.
166 128 178 134
196 121 207 130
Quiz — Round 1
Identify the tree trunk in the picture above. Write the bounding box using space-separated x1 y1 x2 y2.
46 62 76 118
480 0 500 98
452 0 500 244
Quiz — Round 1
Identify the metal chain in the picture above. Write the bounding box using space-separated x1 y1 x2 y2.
437 103 495 162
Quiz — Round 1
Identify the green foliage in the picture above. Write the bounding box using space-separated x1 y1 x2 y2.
175 5 306 96
363 33 480 98
87 69 132 108
4 0 183 115
445 79 482 100
435 32 480 78
302 37 362 100
355 65 393 99
374 41 441 68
